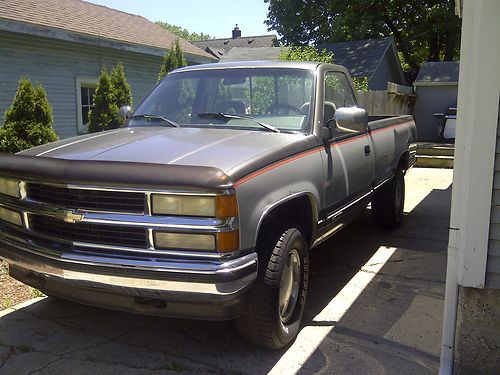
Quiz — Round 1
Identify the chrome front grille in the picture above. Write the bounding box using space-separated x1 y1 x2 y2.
26 183 146 214
29 214 148 248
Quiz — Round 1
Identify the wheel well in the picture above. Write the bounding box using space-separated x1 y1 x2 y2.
256 195 315 247
398 151 409 172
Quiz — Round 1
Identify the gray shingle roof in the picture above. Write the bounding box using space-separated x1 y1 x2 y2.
219 47 288 62
415 62 460 84
319 37 394 78
0 0 214 59
192 35 278 56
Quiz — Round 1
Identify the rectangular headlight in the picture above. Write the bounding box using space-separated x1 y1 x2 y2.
0 177 20 198
152 195 215 217
154 232 216 251
151 194 238 218
0 206 23 226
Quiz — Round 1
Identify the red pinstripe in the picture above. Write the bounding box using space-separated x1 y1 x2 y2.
234 120 414 187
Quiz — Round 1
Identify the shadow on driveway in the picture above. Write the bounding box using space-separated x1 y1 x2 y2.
0 170 451 374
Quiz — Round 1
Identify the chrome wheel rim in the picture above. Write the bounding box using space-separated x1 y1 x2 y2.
279 249 301 323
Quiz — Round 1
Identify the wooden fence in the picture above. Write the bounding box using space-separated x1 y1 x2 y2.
357 82 415 116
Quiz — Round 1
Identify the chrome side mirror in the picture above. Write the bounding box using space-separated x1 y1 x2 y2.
334 107 368 132
117 105 132 124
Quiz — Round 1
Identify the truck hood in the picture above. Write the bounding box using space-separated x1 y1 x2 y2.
20 127 306 174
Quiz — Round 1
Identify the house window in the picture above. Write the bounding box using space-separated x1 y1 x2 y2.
76 77 97 133
81 85 96 126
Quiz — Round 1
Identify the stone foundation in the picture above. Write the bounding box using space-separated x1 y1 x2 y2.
455 287 500 374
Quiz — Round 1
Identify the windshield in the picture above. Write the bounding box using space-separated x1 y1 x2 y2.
129 68 315 133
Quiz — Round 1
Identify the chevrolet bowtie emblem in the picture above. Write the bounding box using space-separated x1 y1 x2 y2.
55 210 84 224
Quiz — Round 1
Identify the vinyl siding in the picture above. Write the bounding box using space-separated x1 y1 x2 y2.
369 53 404 90
0 30 168 139
487 99 500 288
414 85 458 142
369 54 393 90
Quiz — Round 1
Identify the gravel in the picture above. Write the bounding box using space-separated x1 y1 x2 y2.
0 260 36 310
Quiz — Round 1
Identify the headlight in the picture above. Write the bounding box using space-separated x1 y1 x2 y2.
0 177 21 198
154 230 239 253
154 232 216 251
0 206 22 226
151 194 238 218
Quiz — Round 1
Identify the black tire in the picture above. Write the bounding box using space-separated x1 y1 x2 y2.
372 167 405 230
236 227 309 349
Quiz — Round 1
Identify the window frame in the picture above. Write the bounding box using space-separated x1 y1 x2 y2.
76 77 98 134
323 70 365 136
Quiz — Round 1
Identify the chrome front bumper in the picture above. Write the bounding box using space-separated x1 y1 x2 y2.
0 230 258 319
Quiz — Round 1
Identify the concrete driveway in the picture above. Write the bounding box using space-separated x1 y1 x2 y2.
0 168 452 375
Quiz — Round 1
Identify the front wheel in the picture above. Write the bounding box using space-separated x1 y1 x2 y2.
372 167 405 230
236 227 309 349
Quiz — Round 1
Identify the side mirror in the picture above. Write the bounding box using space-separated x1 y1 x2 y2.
117 105 132 124
334 107 368 132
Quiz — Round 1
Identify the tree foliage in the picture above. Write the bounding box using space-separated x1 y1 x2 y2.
279 46 335 63
157 40 187 83
0 77 58 153
265 0 461 76
156 21 211 41
88 63 133 133
110 62 132 108
88 69 119 133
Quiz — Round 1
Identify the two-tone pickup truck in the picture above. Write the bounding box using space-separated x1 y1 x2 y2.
0 61 416 349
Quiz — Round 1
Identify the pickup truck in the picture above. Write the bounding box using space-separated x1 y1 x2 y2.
0 61 416 349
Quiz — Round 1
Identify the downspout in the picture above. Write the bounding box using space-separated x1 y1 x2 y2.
439 229 459 375
439 3 465 372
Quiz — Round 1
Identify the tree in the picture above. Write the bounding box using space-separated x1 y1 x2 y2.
156 21 211 41
265 0 461 78
0 77 58 153
279 45 334 63
110 62 132 108
88 69 119 133
157 40 187 83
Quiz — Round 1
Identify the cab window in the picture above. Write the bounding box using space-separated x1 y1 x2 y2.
324 72 363 134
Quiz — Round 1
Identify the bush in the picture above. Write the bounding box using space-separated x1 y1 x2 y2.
110 62 133 108
88 69 119 133
279 45 334 63
0 77 58 153
157 39 187 83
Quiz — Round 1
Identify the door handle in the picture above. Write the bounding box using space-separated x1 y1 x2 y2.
364 145 371 156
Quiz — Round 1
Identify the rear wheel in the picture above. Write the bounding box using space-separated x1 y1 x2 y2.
237 227 309 349
372 167 405 230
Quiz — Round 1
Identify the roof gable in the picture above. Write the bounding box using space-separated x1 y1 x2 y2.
0 0 213 59
415 62 460 84
319 37 395 78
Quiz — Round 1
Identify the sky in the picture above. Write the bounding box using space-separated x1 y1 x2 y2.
86 0 272 39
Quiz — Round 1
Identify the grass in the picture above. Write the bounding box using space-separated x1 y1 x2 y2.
2 298 13 309
31 289 45 298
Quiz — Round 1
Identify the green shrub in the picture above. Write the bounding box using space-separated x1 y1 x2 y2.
157 39 187 83
110 62 133 108
0 77 58 153
88 69 119 133
279 45 334 63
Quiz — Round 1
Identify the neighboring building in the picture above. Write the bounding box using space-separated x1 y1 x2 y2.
414 62 459 142
220 47 288 62
0 0 215 138
319 37 406 90
440 1 500 374
192 25 278 59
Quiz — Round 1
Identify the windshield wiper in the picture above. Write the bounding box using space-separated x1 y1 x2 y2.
197 112 280 133
130 114 180 128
